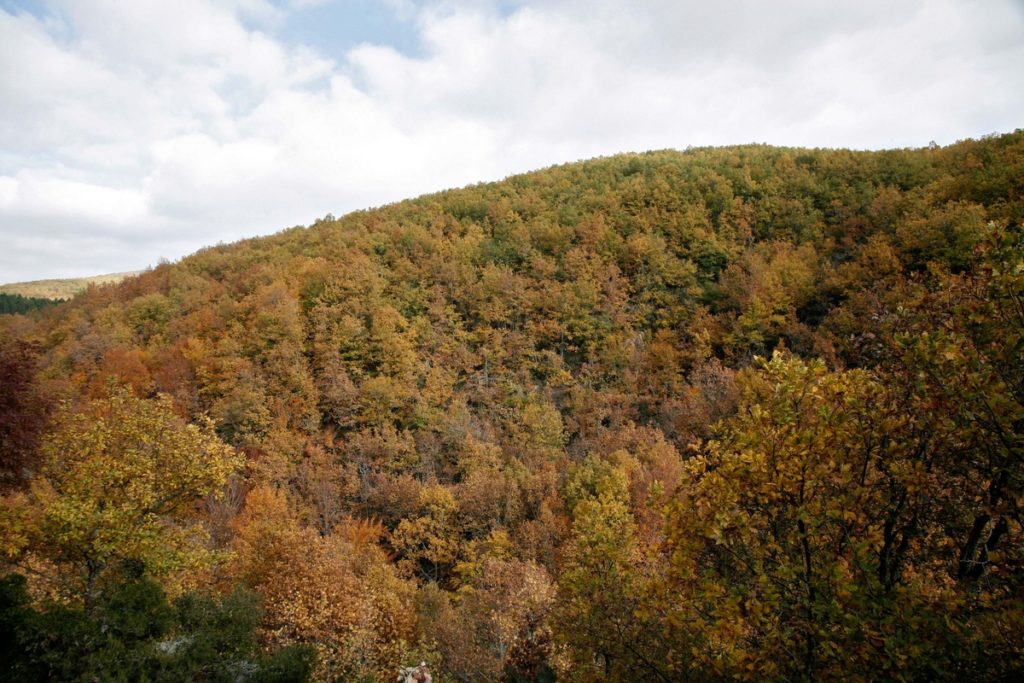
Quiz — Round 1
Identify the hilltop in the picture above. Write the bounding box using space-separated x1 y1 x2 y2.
1 132 1022 681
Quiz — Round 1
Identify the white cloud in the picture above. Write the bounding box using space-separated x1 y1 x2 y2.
0 172 147 228
0 0 1022 282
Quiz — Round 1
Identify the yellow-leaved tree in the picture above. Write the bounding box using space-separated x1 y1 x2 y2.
661 352 1020 681
1 386 241 608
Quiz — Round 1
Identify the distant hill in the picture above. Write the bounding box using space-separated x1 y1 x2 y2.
0 271 140 300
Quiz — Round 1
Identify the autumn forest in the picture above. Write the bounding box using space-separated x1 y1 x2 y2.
1 131 1023 681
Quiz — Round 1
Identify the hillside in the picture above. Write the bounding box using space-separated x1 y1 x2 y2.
1 132 1023 681
0 271 140 300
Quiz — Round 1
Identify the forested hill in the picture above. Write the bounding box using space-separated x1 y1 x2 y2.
1 132 1023 681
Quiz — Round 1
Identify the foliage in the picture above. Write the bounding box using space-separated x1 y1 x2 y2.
555 455 671 682
2 132 1024 679
0 386 242 606
0 570 314 682
0 293 63 315
228 486 417 681
0 335 51 489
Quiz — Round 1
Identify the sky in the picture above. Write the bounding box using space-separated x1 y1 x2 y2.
0 0 1022 283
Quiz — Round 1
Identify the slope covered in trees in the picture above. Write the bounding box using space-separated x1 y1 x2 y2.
2 131 1023 681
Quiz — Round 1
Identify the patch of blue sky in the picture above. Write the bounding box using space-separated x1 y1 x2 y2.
264 1 525 62
269 0 425 61
0 0 73 42
0 0 46 18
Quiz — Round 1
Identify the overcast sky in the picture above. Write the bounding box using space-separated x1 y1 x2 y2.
0 0 1022 283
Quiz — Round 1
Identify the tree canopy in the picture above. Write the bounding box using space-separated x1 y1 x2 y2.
2 131 1023 681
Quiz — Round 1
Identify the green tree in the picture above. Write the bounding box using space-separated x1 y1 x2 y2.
0 570 315 682
555 456 672 682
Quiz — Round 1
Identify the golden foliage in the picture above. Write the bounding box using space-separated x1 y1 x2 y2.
0 386 241 604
